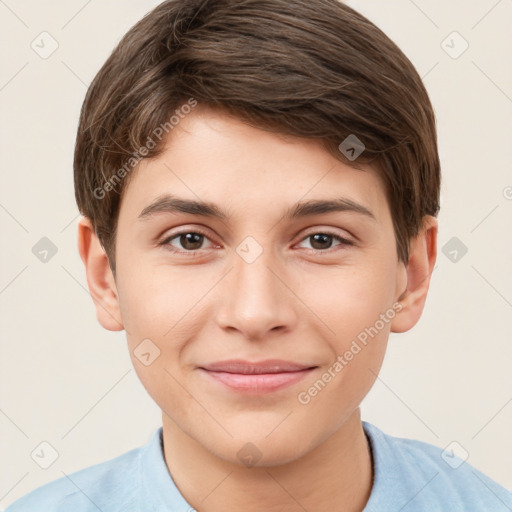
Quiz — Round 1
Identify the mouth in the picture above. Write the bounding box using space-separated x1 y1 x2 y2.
198 359 318 394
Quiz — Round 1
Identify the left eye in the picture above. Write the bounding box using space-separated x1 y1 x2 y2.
297 232 353 251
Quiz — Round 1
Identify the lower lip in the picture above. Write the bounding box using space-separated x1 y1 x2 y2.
199 368 315 394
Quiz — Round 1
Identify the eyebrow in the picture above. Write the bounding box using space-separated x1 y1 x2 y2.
137 194 376 222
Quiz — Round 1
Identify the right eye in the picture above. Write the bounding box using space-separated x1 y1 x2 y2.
159 230 216 255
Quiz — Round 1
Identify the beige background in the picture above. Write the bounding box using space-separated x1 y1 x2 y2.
1 0 511 508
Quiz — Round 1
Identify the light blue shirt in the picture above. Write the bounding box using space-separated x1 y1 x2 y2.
5 421 512 511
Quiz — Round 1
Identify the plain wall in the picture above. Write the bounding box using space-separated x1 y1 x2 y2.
1 0 511 508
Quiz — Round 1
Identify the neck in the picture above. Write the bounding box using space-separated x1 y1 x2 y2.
161 408 374 512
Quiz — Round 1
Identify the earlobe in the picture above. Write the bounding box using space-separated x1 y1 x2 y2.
77 216 124 332
390 215 438 334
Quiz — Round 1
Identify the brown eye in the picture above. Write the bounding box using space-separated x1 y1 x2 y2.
298 232 354 252
161 231 214 253
177 233 204 251
309 233 335 250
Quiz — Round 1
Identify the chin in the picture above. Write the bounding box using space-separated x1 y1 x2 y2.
212 432 315 469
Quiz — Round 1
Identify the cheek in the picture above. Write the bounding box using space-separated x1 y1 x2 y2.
116 264 198 413
116 257 209 338
302 299 392 420
296 258 396 397
299 258 397 334
116 262 218 409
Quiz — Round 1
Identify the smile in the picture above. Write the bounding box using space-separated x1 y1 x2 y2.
198 359 317 394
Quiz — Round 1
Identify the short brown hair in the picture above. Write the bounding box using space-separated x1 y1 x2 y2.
74 0 441 274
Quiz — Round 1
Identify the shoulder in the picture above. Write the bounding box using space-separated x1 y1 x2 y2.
4 439 145 512
363 421 512 511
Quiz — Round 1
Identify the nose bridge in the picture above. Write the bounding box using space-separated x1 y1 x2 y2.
216 241 296 339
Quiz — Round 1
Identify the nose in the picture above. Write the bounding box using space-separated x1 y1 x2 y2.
215 247 298 341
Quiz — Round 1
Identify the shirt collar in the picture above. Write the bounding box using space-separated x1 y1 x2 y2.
138 426 194 511
139 422 391 511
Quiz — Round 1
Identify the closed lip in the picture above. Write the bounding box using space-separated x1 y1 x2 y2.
199 359 317 374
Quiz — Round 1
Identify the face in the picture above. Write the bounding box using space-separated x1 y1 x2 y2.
108 106 411 465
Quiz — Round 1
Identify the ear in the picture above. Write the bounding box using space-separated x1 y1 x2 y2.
77 216 124 331
390 215 438 333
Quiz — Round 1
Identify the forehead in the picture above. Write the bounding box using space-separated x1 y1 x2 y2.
118 107 390 225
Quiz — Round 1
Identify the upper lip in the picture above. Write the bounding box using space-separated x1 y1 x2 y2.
199 359 316 374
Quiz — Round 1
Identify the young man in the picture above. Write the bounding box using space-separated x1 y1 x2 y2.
6 0 512 510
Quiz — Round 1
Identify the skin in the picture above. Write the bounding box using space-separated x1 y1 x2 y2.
78 105 437 512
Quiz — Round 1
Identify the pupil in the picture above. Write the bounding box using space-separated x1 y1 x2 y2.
181 233 203 250
311 233 332 250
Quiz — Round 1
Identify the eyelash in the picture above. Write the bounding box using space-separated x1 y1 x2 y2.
158 229 354 256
